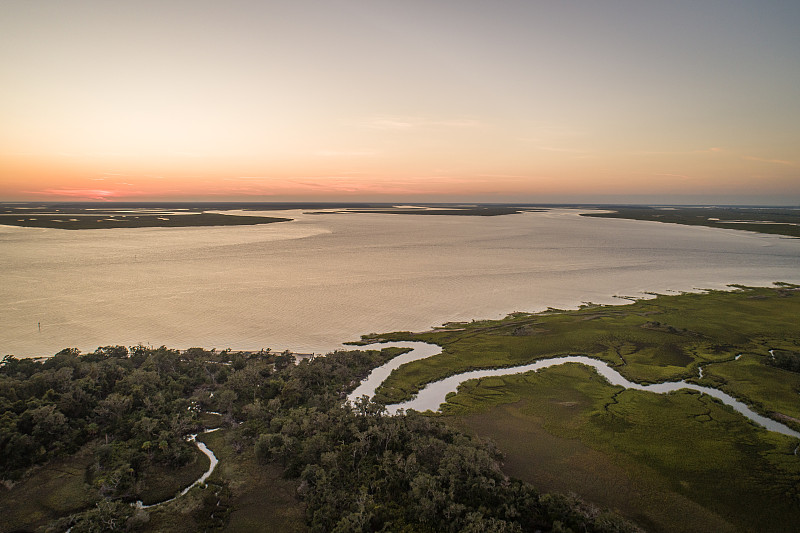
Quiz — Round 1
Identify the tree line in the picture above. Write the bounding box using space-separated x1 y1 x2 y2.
1 345 639 532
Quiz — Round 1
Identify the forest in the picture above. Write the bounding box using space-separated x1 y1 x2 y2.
0 343 637 532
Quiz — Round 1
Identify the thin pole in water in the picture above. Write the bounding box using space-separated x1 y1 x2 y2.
38 322 41 332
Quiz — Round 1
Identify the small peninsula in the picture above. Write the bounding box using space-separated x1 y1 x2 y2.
0 212 291 230
580 205 800 238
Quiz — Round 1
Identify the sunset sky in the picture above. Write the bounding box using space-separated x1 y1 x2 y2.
1 1 799 204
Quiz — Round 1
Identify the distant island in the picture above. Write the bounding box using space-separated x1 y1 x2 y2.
309 205 543 216
2 202 798 237
581 205 800 238
0 211 290 230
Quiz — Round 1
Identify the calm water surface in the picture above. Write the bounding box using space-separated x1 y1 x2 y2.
2 209 799 357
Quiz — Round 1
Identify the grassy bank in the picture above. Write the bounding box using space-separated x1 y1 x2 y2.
0 444 98 533
203 428 307 533
370 284 800 427
141 429 307 533
441 363 800 532
0 431 224 532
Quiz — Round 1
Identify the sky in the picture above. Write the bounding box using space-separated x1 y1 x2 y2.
1 1 799 204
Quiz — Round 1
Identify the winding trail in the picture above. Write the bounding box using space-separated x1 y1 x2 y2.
351 342 800 440
135 427 220 509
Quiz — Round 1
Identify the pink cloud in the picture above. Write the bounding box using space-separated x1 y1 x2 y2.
742 155 797 167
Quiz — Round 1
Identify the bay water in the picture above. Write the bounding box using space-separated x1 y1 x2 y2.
2 208 799 357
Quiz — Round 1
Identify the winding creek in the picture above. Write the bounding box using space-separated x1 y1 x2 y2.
135 427 220 509
133 338 799 514
349 342 800 441
347 342 444 403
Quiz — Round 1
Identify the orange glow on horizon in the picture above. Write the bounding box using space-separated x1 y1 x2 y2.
3 140 797 203
1 3 798 204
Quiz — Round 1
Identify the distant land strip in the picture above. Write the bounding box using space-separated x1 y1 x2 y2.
3 202 799 234
581 206 800 238
312 206 544 216
0 213 291 230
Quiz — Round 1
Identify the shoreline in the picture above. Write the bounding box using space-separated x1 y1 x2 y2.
6 281 800 360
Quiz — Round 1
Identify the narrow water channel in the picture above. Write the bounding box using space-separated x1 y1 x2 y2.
350 342 800 440
346 341 444 404
135 427 220 509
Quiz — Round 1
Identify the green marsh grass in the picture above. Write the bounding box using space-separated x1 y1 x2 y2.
443 363 800 532
369 285 800 530
0 444 97 533
373 285 800 423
